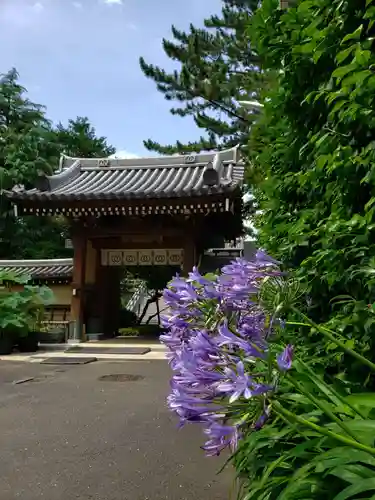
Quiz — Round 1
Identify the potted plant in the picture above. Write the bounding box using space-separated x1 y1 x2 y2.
17 329 39 352
0 329 14 355
17 284 54 352
0 271 54 354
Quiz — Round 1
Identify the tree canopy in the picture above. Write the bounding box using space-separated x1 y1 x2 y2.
0 68 115 259
55 117 115 158
249 0 375 353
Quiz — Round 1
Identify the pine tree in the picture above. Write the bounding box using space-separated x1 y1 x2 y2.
139 0 263 154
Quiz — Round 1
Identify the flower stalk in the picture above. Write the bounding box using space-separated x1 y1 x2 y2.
290 308 375 372
272 401 375 457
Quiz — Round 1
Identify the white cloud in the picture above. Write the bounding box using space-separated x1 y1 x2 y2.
110 150 139 159
32 2 44 13
103 0 123 4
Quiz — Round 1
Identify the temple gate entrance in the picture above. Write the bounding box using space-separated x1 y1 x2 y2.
6 147 244 341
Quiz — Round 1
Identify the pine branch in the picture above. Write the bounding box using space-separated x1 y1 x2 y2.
139 0 264 154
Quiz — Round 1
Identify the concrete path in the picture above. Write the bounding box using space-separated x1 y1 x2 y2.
0 340 168 363
0 360 233 499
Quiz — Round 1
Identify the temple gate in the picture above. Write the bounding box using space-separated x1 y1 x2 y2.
6 147 244 341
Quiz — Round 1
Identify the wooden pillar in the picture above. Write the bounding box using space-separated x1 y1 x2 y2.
70 234 87 342
84 241 103 339
182 237 196 277
85 240 97 285
93 253 105 336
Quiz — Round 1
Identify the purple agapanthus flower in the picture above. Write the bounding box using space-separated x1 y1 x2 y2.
277 345 294 371
160 250 293 457
202 421 240 456
253 406 271 431
187 267 212 286
217 361 272 403
217 321 266 359
255 250 280 266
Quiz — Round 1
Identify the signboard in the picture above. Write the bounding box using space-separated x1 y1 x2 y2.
101 249 184 266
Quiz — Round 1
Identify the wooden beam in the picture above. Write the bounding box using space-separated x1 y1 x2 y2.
17 193 233 211
91 236 185 250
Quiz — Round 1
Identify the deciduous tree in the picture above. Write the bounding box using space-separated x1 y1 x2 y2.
0 69 115 259
250 0 375 358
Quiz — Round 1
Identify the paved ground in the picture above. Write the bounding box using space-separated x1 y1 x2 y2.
0 360 233 500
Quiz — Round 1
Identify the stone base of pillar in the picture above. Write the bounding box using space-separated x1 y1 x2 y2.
68 320 84 343
67 338 83 345
85 333 105 341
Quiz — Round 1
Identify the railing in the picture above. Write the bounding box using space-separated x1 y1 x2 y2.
40 320 70 343
125 281 151 316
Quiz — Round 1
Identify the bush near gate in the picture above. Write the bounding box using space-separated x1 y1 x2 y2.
0 271 53 353
247 0 375 379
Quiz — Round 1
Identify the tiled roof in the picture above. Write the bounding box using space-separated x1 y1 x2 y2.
0 259 73 280
7 147 244 202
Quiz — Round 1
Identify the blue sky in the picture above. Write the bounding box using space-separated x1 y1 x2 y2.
0 0 221 157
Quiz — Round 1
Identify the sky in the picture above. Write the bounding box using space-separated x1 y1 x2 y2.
0 0 222 158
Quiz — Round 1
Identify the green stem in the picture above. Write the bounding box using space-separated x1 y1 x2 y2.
291 307 375 372
273 401 375 457
297 358 368 420
286 374 362 443
285 321 311 327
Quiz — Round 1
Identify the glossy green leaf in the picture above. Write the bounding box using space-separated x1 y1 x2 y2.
336 45 356 64
346 393 375 408
331 64 357 80
342 25 363 43
329 464 375 483
333 478 375 499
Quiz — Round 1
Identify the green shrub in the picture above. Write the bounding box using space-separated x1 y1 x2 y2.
118 324 162 337
249 0 375 373
0 271 53 335
118 327 140 337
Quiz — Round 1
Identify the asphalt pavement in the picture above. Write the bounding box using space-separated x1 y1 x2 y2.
0 360 233 500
